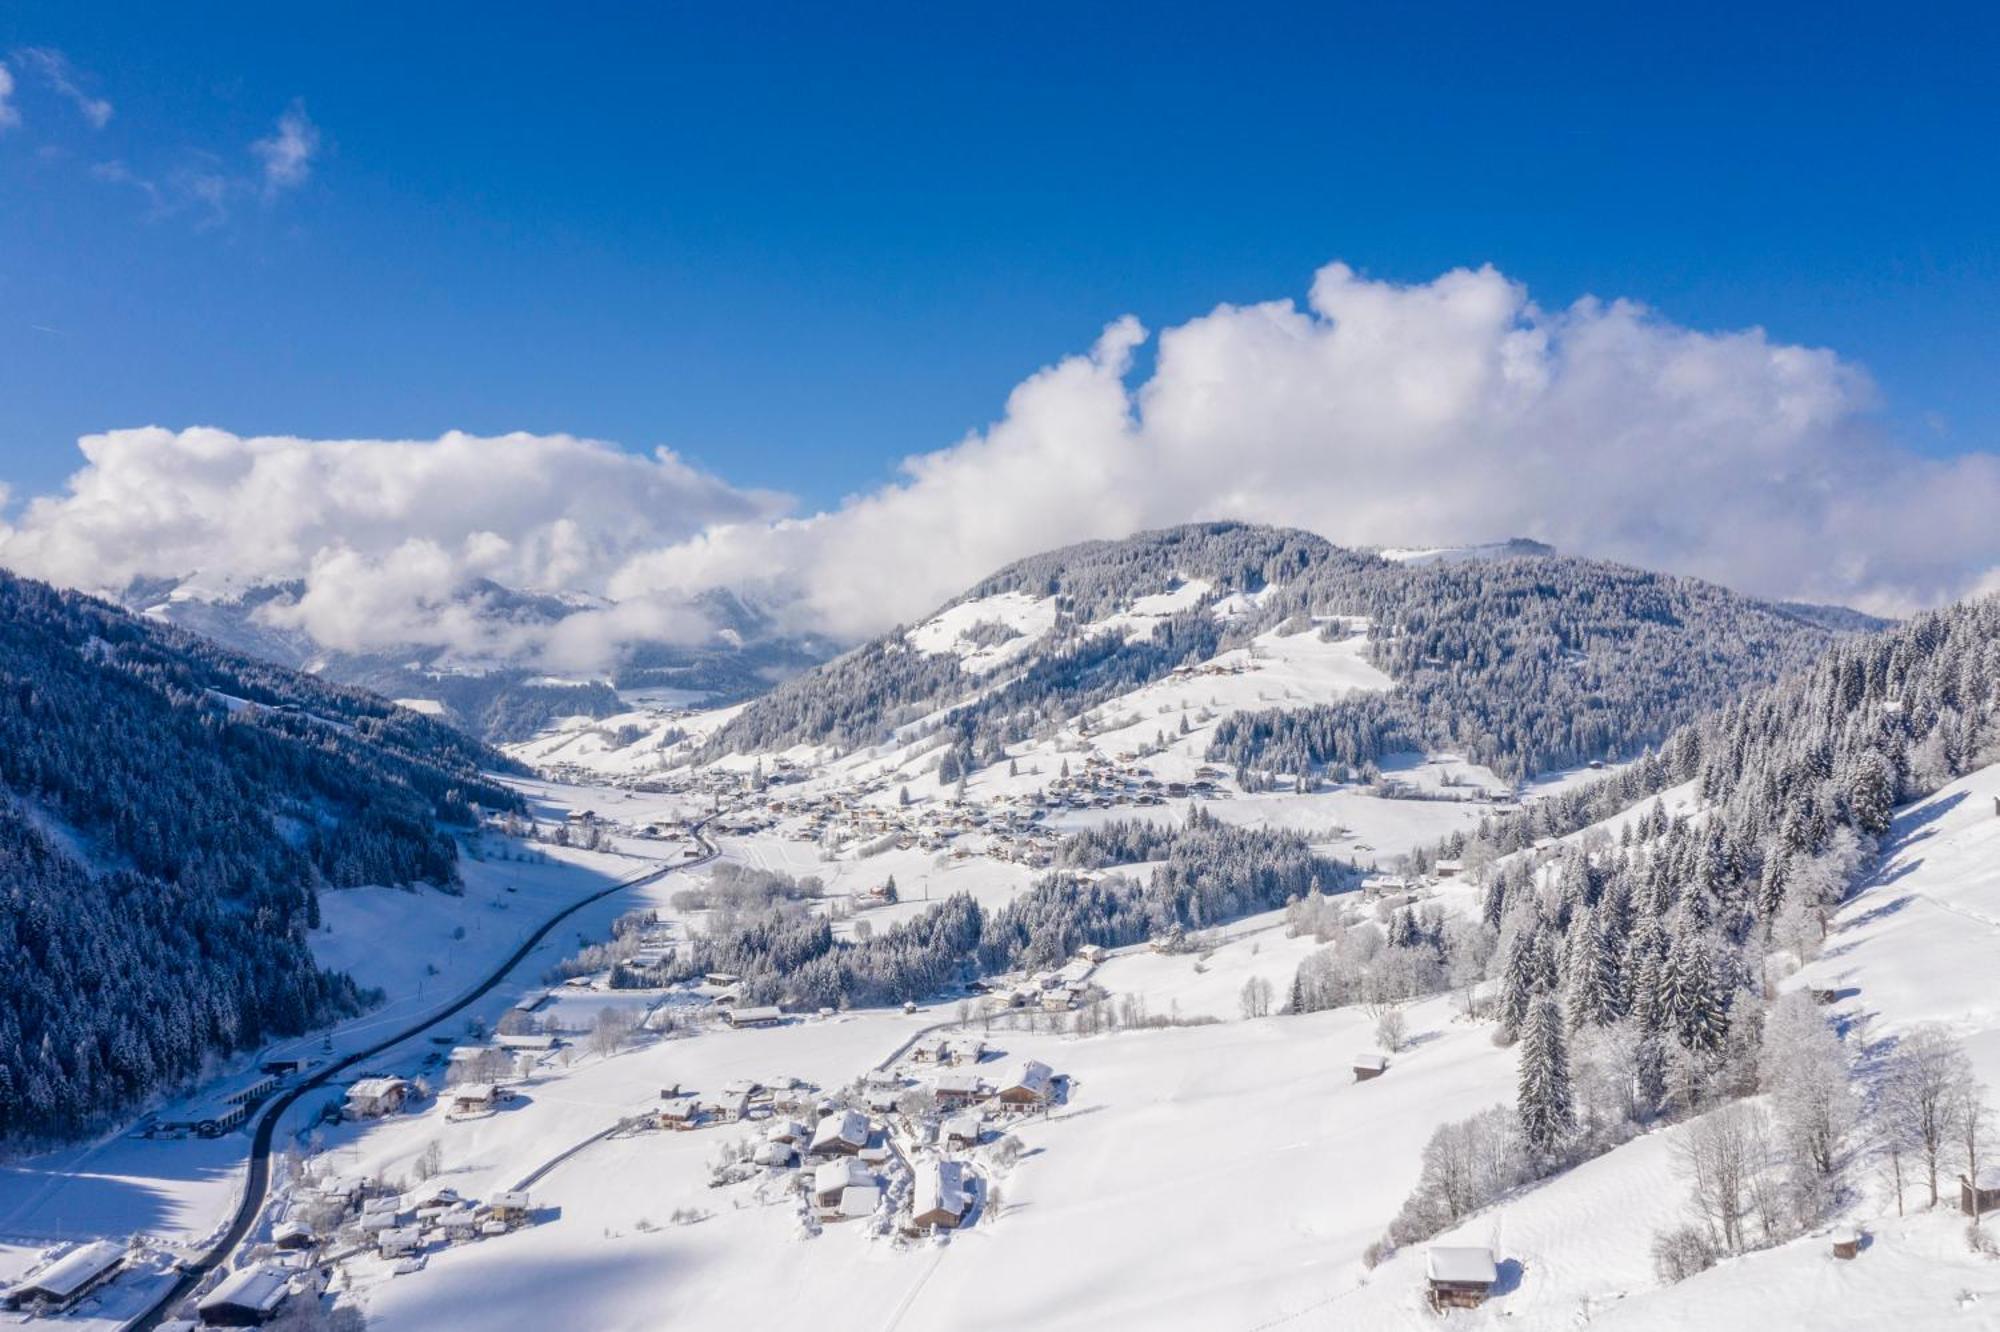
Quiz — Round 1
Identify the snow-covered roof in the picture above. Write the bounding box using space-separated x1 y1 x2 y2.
837 1184 882 1218
913 1160 970 1219
931 1073 983 1096
490 1191 531 1210
7 1240 124 1300
1353 1052 1389 1071
199 1264 290 1317
814 1158 873 1196
1425 1246 1497 1284
1001 1059 1054 1098
451 1082 496 1101
942 1112 983 1140
347 1076 409 1099
809 1109 871 1152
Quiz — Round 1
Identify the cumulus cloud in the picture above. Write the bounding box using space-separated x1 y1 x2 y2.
251 102 318 191
0 428 784 662
14 48 112 129
617 262 2000 634
4 262 1997 670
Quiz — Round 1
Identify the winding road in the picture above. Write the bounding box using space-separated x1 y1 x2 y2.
126 825 714 1330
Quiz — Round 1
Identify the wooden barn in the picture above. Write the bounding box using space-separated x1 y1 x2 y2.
1424 1245 1497 1311
3 1241 125 1314
197 1264 292 1326
1353 1052 1389 1082
1961 1168 2000 1217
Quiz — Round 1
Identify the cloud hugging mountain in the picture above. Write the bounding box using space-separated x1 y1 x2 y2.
5 261 1997 670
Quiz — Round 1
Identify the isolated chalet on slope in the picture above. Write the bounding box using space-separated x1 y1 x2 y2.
1425 1245 1498 1310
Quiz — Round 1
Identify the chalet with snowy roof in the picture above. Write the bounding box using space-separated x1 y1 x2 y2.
1353 1052 1389 1082
813 1158 875 1207
485 1191 533 1226
809 1109 872 1156
344 1076 411 1119
448 1083 503 1115
996 1059 1056 1106
911 1160 972 1230
198 1263 292 1326
376 1226 423 1258
943 1112 984 1148
833 1184 882 1221
1424 1245 1497 1310
931 1072 985 1107
271 1221 314 1251
3 1240 125 1313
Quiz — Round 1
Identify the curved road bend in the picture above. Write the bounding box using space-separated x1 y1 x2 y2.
128 826 716 1330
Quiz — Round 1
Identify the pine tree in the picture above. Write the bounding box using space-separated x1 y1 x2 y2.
1517 995 1575 1160
1659 924 1728 1053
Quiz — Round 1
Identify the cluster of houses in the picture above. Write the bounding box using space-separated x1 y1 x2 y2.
657 1074 822 1133
352 1183 536 1265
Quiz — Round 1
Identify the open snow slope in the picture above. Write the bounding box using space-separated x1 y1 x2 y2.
350 991 1515 1332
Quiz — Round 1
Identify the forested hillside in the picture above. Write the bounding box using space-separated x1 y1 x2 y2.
0 572 524 1141
708 523 1864 780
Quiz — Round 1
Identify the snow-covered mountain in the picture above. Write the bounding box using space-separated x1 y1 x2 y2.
700 522 1870 781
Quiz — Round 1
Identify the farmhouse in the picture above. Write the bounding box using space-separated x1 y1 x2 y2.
931 1072 985 1107
996 1059 1056 1106
197 1264 292 1326
834 1185 882 1221
344 1076 411 1119
448 1083 503 1115
809 1109 872 1156
3 1240 125 1313
942 1112 984 1148
1424 1245 1498 1310
486 1191 533 1226
813 1158 875 1207
658 1097 702 1130
376 1226 423 1258
1353 1052 1390 1082
910 1160 972 1230
1961 1168 2000 1216
725 1005 785 1029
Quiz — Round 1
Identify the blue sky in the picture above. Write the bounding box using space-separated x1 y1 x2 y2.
1 2 1995 512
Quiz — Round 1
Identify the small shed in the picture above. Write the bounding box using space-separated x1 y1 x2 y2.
197 1264 291 1326
1353 1052 1390 1082
1831 1227 1860 1260
271 1221 315 1251
1425 1245 1497 1311
1961 1168 2000 1217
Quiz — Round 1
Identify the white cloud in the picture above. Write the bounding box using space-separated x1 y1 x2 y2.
251 102 318 191
616 262 2000 635
3 262 1996 670
0 62 20 131
0 428 784 663
14 48 112 128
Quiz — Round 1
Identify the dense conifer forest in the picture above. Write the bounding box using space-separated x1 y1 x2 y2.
0 572 523 1141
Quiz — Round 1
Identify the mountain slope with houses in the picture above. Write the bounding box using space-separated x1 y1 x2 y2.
703 522 1879 784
